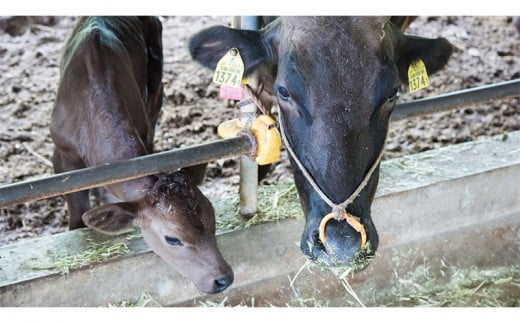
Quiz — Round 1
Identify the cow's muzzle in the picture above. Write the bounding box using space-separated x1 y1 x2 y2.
300 214 377 269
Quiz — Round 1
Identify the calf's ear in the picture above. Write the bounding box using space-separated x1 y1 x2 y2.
395 34 454 84
189 25 271 75
82 202 138 235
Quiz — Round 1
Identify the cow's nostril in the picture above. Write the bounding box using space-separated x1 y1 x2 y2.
213 274 233 292
312 230 326 253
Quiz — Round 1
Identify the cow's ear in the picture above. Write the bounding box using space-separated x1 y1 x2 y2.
82 202 138 235
394 34 454 84
189 25 271 75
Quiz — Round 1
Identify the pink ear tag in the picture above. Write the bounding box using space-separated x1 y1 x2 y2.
219 84 245 100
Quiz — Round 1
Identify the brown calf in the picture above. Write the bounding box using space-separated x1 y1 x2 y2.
50 16 233 294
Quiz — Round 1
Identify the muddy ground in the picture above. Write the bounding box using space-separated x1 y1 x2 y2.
0 16 519 246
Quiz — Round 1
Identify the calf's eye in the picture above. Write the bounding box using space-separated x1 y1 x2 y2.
165 236 183 246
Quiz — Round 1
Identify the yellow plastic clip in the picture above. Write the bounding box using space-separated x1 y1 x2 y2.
217 115 281 165
250 115 281 165
217 118 242 139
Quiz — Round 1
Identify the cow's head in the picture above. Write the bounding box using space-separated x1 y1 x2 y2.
189 16 453 268
82 171 233 294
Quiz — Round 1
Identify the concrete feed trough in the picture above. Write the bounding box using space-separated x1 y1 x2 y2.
1 131 519 307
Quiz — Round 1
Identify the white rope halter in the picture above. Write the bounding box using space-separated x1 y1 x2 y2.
244 85 386 248
277 107 386 219
276 103 387 249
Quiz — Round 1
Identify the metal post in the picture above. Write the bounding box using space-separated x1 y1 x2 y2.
238 16 260 218
0 136 252 208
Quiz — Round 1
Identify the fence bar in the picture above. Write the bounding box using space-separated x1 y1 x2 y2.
238 16 261 218
2 78 517 210
0 136 252 208
392 78 520 121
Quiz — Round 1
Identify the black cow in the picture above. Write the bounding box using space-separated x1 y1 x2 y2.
189 16 453 268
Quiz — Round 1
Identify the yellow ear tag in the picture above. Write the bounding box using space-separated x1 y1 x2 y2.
213 48 244 88
408 59 430 93
250 115 281 165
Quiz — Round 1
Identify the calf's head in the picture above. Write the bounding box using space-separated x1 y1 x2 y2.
82 171 233 294
189 16 453 268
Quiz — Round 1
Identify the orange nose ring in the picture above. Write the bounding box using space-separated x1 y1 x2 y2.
318 211 367 250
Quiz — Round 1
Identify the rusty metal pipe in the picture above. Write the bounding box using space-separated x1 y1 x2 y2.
0 136 252 208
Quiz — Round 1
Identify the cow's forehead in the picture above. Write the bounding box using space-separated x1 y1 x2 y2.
275 17 391 95
279 16 387 49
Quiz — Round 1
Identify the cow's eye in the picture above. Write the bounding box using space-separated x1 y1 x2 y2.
387 87 400 103
277 86 290 101
165 236 183 246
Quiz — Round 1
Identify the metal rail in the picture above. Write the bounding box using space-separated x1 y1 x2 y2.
0 136 252 208
1 79 518 209
392 78 520 121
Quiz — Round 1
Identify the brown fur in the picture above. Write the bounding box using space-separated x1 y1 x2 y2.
51 16 232 294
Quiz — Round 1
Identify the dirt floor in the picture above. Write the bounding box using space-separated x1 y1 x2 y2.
0 16 519 246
